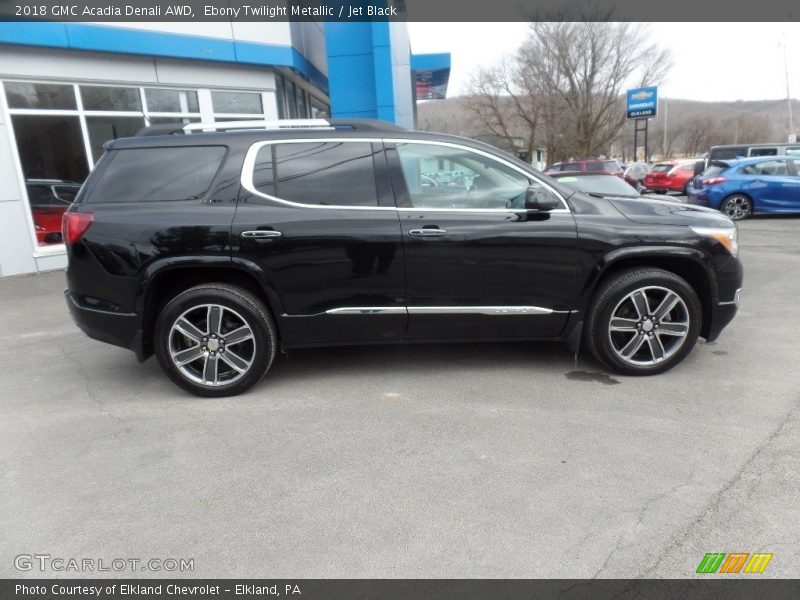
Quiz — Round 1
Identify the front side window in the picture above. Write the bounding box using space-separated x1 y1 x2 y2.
394 142 531 209
251 142 378 207
86 146 225 203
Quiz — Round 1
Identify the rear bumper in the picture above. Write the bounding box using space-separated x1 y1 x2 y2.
687 192 712 207
705 287 742 343
65 290 146 360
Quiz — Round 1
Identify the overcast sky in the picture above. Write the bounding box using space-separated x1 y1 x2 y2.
408 23 800 103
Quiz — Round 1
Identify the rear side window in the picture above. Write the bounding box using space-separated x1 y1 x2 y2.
85 146 225 203
749 147 778 157
700 165 726 178
740 160 788 176
710 146 747 160
251 142 378 207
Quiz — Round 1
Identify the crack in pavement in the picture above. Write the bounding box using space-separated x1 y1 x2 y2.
592 466 698 578
636 398 800 578
58 344 125 427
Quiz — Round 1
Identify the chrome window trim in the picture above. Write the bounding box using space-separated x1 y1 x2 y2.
240 137 571 213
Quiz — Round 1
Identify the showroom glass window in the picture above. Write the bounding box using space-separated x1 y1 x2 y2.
394 142 533 210
2 81 277 248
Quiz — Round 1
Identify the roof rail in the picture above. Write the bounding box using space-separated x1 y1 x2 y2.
184 119 332 132
135 118 406 137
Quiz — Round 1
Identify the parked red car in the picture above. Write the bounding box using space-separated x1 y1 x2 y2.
643 160 696 195
27 180 81 245
544 159 623 177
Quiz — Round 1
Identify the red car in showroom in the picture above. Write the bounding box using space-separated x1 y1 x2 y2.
643 160 697 195
27 180 81 245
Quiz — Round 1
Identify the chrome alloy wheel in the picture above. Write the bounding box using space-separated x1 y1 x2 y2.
721 195 751 220
168 304 256 387
608 286 690 366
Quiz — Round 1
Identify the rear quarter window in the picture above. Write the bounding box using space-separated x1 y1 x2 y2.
84 146 226 203
250 141 379 207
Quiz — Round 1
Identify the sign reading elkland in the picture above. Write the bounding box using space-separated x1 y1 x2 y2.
626 86 658 119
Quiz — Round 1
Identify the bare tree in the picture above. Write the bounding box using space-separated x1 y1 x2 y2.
517 22 672 160
682 117 713 156
462 22 672 164
462 59 540 160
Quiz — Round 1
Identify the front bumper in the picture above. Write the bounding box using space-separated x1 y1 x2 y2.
705 287 742 342
65 290 145 360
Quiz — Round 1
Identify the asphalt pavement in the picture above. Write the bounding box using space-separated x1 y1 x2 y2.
1 216 798 578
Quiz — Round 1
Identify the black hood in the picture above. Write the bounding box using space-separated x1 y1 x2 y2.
605 197 735 228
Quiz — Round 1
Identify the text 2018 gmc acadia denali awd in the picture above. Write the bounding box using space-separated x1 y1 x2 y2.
63 119 743 397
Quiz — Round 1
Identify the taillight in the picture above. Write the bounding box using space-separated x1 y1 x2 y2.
703 177 726 186
62 212 93 245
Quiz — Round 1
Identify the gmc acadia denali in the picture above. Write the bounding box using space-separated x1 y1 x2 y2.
63 119 743 397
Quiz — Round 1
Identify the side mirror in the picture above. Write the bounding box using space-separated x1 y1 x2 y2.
525 186 560 211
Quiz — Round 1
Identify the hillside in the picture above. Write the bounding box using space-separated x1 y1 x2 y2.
417 96 800 160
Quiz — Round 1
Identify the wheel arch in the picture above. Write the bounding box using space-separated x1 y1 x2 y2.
578 247 717 340
135 257 285 360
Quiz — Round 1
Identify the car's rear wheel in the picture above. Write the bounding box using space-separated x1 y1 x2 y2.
720 194 752 220
585 268 701 375
154 284 277 397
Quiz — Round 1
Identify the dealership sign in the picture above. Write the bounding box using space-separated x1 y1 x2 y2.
626 86 658 119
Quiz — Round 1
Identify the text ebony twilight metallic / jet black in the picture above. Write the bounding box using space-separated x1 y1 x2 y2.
62 119 743 397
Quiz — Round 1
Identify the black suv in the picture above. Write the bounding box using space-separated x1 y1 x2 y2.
64 119 742 397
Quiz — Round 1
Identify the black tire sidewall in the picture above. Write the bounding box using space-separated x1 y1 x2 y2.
588 270 702 376
154 286 276 397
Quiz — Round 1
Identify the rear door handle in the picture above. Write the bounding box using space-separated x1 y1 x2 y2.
409 228 447 237
242 230 282 239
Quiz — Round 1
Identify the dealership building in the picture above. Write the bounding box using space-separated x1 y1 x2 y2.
0 21 450 276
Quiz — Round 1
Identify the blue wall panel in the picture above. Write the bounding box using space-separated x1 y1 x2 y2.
324 21 396 124
0 23 328 94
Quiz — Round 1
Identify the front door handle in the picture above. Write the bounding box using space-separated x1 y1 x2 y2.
409 228 447 237
242 230 282 239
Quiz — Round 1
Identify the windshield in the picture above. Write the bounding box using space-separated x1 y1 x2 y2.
554 174 638 197
651 163 674 173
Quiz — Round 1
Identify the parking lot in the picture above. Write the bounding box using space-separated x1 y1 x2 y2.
1 216 798 578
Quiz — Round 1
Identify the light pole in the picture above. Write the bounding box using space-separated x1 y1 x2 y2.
783 38 795 141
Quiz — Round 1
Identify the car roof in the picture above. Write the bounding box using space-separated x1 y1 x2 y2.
552 171 616 177
104 122 541 175
724 155 797 166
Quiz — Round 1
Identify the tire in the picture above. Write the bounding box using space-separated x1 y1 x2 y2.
154 284 277 397
585 268 701 376
682 181 691 196
720 194 752 220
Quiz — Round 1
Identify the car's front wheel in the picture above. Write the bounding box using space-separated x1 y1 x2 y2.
154 284 277 397
585 268 701 375
720 194 752 220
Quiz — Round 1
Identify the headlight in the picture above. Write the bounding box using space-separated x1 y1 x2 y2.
691 226 738 257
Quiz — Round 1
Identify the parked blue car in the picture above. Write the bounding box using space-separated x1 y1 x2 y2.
687 156 800 220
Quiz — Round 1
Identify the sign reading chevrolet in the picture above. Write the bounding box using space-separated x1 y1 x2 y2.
627 86 658 119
